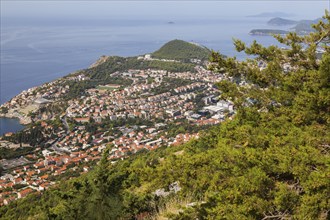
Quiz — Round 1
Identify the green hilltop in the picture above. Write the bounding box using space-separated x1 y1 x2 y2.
152 39 211 61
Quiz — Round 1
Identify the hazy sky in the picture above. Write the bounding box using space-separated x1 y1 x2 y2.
1 1 329 21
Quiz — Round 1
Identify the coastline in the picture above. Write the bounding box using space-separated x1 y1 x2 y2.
0 117 26 136
0 112 31 125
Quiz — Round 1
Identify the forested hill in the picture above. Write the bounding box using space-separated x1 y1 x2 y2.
73 40 212 85
63 40 211 99
152 39 212 61
0 12 329 220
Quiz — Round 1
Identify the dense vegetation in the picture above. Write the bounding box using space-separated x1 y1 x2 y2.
151 77 193 95
84 56 197 80
0 147 34 160
1 12 329 220
3 126 45 147
152 39 211 61
3 119 64 147
63 77 133 100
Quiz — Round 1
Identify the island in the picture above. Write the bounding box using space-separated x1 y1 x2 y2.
249 29 288 36
267 17 298 26
247 12 293 18
249 17 323 36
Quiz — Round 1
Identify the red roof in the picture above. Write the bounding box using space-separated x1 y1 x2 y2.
18 188 33 198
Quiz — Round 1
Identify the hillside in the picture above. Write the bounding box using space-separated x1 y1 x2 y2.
57 52 198 100
0 13 329 220
152 39 211 61
291 18 324 34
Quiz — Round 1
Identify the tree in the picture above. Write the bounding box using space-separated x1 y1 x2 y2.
0 107 8 114
200 10 330 219
0 11 329 220
209 10 330 126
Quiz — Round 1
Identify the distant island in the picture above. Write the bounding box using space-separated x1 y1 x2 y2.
267 17 298 26
247 12 293 18
249 29 288 36
250 17 323 36
292 18 323 34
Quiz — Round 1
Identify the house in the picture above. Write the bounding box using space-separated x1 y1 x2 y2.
4 132 14 137
17 188 33 199
23 165 30 171
26 171 36 177
39 175 49 181
3 182 14 189
166 109 181 117
3 196 16 205
189 114 202 120
33 162 44 169
39 183 50 191
37 167 48 174
217 100 234 111
12 177 23 184
55 168 65 175
74 117 90 123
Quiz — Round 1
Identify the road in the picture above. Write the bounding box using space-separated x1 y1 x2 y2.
61 115 70 134
49 114 71 154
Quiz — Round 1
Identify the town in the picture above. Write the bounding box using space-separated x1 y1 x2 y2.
0 58 236 206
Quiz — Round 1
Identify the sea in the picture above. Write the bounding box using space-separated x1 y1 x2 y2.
0 16 295 135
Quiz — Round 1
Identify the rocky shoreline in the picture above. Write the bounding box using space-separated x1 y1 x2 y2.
0 112 32 125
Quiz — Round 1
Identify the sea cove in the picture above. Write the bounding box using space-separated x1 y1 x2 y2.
0 117 25 136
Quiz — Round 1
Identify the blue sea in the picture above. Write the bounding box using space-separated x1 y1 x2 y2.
0 118 25 136
0 16 290 135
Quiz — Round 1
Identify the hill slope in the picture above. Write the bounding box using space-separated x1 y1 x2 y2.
291 18 324 34
0 14 329 220
152 39 211 61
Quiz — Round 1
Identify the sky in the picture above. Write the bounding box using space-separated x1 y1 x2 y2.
1 1 329 21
